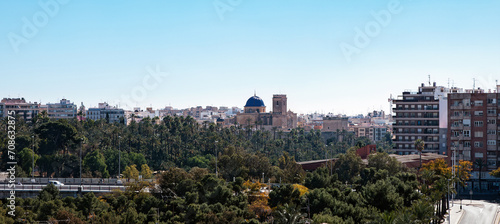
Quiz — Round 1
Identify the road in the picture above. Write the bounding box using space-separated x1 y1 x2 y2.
0 183 125 192
456 200 500 224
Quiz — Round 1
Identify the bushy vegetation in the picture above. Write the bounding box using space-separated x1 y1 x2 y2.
0 114 388 180
0 115 463 223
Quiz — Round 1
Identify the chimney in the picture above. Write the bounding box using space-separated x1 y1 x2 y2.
433 82 436 87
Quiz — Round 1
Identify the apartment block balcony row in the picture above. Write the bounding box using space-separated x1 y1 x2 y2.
393 129 439 134
393 125 439 128
392 108 439 112
394 140 440 144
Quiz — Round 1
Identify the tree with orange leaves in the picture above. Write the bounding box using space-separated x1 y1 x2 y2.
489 166 500 178
421 158 452 178
454 160 473 188
243 180 272 221
420 158 453 218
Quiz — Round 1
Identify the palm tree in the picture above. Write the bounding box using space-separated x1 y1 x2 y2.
272 204 307 224
414 139 425 169
474 158 485 192
129 113 136 123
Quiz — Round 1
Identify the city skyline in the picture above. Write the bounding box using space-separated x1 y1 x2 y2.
1 1 499 115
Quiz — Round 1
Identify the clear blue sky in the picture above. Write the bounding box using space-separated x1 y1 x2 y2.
1 1 499 115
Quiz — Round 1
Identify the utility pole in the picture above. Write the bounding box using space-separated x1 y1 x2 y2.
80 138 83 185
215 140 218 178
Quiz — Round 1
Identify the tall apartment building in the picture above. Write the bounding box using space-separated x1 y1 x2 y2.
448 88 499 171
46 99 77 120
393 83 449 155
0 98 40 122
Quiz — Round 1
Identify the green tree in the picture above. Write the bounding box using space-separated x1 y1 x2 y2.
18 147 40 177
38 183 60 201
278 152 305 183
362 179 403 212
269 185 301 208
334 149 363 184
83 149 110 178
140 164 153 179
367 152 402 175
35 121 78 155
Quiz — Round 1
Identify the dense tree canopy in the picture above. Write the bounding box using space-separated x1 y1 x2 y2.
0 115 463 223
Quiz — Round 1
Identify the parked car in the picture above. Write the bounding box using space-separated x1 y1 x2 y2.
48 180 64 186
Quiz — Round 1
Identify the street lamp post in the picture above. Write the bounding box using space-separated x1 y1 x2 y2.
215 140 218 178
119 136 122 178
31 135 34 180
452 145 456 206
447 178 451 224
80 138 83 185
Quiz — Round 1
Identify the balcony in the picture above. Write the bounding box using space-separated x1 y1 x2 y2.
392 107 439 112
394 132 439 135
450 136 471 141
450 124 463 130
450 115 464 120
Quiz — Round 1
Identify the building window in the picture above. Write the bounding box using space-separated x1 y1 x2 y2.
474 100 483 106
487 130 496 135
487 109 496 115
464 141 471 147
463 119 471 126
464 130 470 137
474 131 483 137
474 111 483 116
474 142 483 148
487 160 496 167
474 121 484 127
488 99 496 104
488 119 496 124
487 140 496 145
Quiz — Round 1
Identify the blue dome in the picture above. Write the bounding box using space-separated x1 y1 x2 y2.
245 95 265 107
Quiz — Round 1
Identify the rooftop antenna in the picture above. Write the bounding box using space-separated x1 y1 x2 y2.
473 78 476 91
447 78 450 88
428 74 431 86
254 90 256 96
